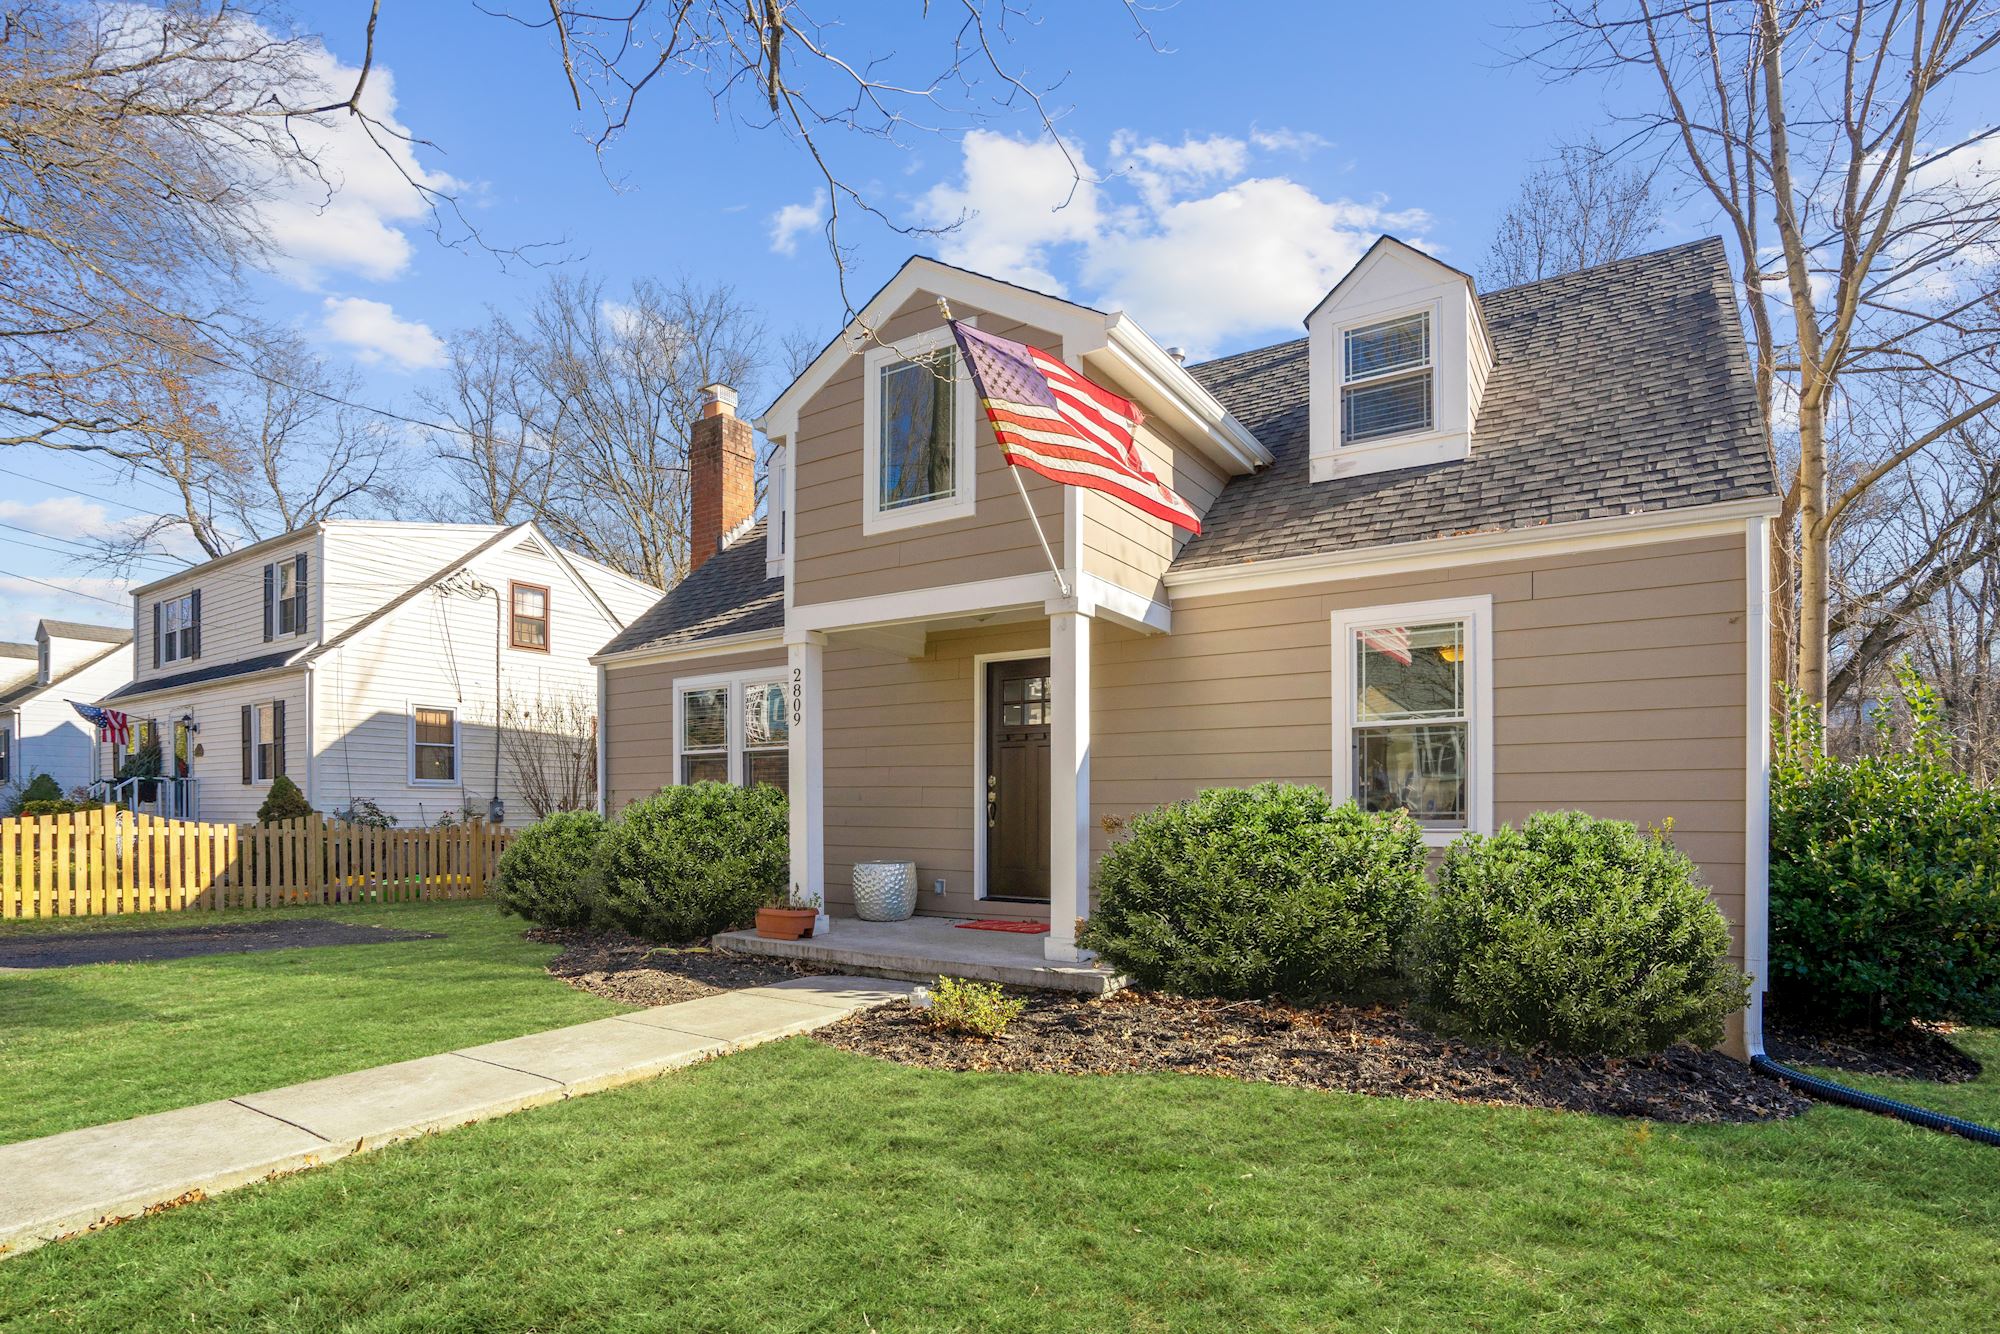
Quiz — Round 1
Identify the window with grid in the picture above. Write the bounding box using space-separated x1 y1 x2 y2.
998 672 1051 727
741 679 790 794
411 706 457 782
157 594 198 664
1341 311 1433 443
253 703 280 782
878 348 960 511
511 583 550 651
1349 619 1468 829
680 686 730 785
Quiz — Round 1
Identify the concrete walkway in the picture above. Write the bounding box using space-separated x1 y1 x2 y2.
716 915 1125 994
0 975 912 1261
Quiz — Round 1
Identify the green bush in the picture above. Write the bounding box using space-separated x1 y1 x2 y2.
493 809 607 929
256 775 314 825
1078 783 1428 1001
19 799 93 817
6 773 64 816
1411 811 1747 1056
921 977 1027 1039
590 782 788 943
1771 668 2000 1029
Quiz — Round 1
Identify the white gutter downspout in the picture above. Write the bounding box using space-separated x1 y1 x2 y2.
1743 514 1773 1059
303 658 318 811
595 662 609 818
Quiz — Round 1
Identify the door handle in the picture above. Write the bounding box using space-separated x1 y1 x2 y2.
985 775 998 827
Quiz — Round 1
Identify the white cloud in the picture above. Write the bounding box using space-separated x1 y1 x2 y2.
769 191 827 256
917 132 1102 294
320 296 445 370
915 128 1432 354
250 40 462 286
0 496 112 536
1249 127 1330 156
0 575 131 641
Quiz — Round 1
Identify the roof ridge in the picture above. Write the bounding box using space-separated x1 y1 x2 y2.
1478 236 1725 300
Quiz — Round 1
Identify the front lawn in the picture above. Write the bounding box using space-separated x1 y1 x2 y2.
0 901 627 1144
1 1038 1997 1329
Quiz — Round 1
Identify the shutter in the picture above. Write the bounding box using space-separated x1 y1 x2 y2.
294 553 309 636
152 602 162 669
272 700 286 778
241 705 253 784
187 589 201 659
263 564 275 642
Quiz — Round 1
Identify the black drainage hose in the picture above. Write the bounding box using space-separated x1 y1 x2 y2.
1751 1054 2000 1146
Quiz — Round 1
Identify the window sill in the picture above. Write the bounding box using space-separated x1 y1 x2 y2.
862 492 977 537
1311 428 1470 482
408 779 460 788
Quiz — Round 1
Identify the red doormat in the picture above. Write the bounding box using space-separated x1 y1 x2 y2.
953 919 1050 934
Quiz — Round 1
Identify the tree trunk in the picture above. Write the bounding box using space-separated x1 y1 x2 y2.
1796 400 1830 706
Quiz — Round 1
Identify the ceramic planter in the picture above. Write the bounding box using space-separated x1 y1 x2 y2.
755 906 818 940
852 860 918 922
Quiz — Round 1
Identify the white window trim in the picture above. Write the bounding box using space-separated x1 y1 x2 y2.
159 593 197 665
1339 309 1435 447
1330 594 1493 847
671 668 789 787
407 703 461 787
860 323 978 536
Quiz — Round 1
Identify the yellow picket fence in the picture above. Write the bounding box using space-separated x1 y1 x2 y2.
0 807 512 919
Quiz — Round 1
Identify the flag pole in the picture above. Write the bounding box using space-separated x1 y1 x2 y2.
938 298 1072 600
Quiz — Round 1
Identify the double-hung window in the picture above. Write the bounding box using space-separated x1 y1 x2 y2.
861 327 976 533
410 706 458 784
676 673 789 793
1340 311 1433 444
1333 597 1491 844
264 555 308 639
155 592 200 665
242 702 283 784
510 583 550 651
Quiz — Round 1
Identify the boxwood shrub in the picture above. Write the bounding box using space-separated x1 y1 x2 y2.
590 782 789 943
493 808 607 929
1411 811 1747 1056
1771 671 2000 1029
1078 783 1428 1001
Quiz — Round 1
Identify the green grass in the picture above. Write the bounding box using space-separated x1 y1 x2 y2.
1 1040 1998 1331
0 901 627 1144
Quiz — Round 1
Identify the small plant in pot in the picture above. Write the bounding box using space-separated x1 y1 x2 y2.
755 889 819 940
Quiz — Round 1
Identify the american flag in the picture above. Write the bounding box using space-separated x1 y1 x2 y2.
68 700 130 746
949 321 1201 534
1358 627 1413 666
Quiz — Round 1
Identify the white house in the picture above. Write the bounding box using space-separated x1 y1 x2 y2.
98 521 661 827
0 620 135 804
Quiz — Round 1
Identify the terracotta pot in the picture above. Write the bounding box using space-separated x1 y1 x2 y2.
756 906 818 940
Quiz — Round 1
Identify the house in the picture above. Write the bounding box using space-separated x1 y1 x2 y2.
99 521 662 827
0 621 135 801
593 237 1779 1050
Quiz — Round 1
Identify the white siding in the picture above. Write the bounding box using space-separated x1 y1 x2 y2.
132 534 320 685
3 647 135 798
318 522 505 641
113 669 307 825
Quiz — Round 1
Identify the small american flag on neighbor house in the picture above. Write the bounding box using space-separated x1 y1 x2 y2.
949 321 1202 534
69 700 129 747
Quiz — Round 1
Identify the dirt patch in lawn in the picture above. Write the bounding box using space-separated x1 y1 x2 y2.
819 989 1812 1124
531 926 828 1006
1766 1017 1982 1084
0 919 440 969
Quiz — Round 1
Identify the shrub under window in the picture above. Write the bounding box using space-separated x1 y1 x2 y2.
1079 783 1428 1001
494 809 607 930
590 782 788 943
1411 810 1746 1056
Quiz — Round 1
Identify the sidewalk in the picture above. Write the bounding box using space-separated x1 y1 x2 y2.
0 975 913 1260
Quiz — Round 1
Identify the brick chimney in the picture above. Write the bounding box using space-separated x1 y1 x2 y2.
688 383 755 577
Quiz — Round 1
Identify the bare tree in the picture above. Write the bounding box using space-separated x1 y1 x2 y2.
497 690 597 818
427 273 766 587
1523 2 2000 711
1482 137 1661 287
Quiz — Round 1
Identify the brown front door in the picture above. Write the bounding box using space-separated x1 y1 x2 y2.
985 657 1052 901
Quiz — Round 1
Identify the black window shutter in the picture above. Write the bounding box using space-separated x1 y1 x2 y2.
152 602 162 669
263 564 275 642
188 589 201 659
273 700 286 778
241 705 253 784
294 553 309 636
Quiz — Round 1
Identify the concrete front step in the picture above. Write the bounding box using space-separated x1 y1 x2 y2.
715 916 1126 995
0 974 913 1261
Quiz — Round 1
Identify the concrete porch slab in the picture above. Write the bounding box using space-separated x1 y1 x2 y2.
736 976 920 1010
235 1053 565 1152
714 916 1126 994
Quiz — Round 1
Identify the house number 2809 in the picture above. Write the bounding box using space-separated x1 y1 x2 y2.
790 666 804 727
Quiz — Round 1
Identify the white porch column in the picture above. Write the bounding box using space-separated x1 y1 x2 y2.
787 632 829 934
1047 607 1093 962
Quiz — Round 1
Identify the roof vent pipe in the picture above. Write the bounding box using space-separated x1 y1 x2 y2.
1166 346 1187 364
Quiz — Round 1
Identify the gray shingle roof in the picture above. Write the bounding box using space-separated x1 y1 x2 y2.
598 521 783 658
1171 237 1778 572
40 620 132 644
0 640 131 708
103 649 299 703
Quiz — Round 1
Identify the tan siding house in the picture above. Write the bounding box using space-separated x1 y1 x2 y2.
594 238 1780 1052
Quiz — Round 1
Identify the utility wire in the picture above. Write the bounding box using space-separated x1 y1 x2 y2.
0 521 185 574
0 565 129 608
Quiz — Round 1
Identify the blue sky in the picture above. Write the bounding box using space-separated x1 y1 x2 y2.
0 1 1667 638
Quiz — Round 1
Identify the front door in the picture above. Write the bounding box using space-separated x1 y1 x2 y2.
985 657 1052 901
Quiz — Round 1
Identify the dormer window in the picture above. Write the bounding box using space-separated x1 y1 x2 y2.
861 325 977 534
1341 312 1433 442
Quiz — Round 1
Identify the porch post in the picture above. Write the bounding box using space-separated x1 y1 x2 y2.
1047 607 1093 962
787 631 829 934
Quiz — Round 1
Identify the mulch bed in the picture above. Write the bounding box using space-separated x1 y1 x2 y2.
530 926 828 1006
1766 1016 1983 1084
818 988 1814 1123
0 919 440 969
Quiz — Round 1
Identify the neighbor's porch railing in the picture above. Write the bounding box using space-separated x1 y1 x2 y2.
0 807 511 918
87 776 199 821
